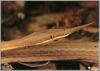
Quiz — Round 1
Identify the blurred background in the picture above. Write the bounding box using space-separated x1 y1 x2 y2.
1 1 99 70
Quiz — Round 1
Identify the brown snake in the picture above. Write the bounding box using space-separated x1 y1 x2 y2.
1 22 95 51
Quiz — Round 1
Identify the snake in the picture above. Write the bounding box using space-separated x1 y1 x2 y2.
1 21 94 51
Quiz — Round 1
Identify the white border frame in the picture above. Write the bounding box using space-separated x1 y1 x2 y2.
0 0 99 71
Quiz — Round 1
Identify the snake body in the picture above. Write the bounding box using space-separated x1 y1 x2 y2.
1 22 94 51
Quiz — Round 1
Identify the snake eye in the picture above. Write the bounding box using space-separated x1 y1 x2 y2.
50 35 53 39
